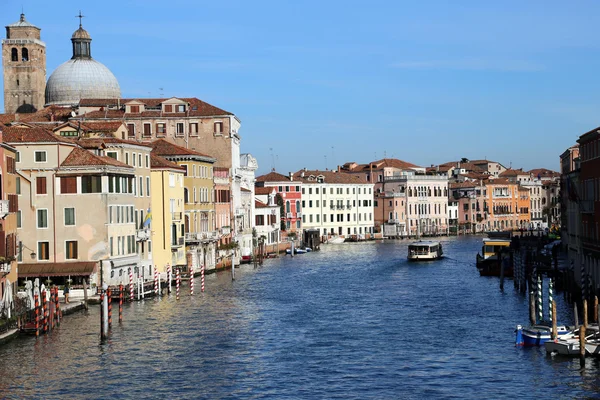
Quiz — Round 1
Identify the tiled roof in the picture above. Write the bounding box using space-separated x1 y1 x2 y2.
61 147 132 168
150 154 185 171
439 161 486 172
487 178 512 185
470 159 499 164
2 126 75 144
1 106 73 124
255 187 275 195
528 168 560 178
149 138 213 159
255 200 269 208
77 97 233 117
241 187 251 193
77 137 152 149
256 171 291 183
449 181 478 189
296 170 367 184
369 158 421 170
73 110 125 119
499 168 527 177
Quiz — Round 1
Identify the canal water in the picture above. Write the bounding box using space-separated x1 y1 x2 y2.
1 235 600 399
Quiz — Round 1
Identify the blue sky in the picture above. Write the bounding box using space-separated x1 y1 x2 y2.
2 1 599 175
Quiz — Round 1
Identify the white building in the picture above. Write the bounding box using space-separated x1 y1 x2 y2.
296 169 375 238
254 187 281 251
237 154 258 258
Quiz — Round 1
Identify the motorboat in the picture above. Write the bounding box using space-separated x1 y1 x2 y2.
515 323 572 346
407 241 443 261
476 236 512 277
327 236 345 244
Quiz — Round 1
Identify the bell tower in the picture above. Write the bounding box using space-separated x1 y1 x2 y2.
2 13 46 114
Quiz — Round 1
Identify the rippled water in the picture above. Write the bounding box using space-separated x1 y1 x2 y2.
1 236 600 399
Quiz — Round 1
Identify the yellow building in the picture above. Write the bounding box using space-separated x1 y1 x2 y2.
149 139 217 271
0 133 18 302
149 154 186 272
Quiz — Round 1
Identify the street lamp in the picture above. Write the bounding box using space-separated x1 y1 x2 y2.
19 241 36 260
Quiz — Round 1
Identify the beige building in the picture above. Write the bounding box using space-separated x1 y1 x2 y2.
149 139 218 271
149 154 186 273
0 129 18 302
5 125 138 287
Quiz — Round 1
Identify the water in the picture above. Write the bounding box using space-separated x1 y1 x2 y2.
1 235 600 399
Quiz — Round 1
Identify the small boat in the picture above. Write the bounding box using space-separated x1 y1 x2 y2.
515 324 572 346
285 247 310 255
476 237 512 277
407 241 443 261
327 236 345 244
585 338 600 357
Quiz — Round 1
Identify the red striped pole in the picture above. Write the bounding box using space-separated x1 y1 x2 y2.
42 290 47 334
167 264 172 294
176 268 180 300
34 293 39 338
119 284 123 323
54 287 60 326
107 288 112 329
154 266 159 295
190 265 194 296
50 289 55 330
129 268 134 302
201 264 205 292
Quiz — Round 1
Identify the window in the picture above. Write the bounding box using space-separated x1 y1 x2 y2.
65 241 78 259
22 48 29 61
145 155 150 168
177 104 186 112
146 177 150 196
16 177 20 195
60 176 77 194
106 151 118 160
165 105 173 113
17 210 21 228
214 122 223 134
130 105 140 113
37 209 48 228
65 208 75 226
11 48 17 62
127 123 135 137
38 242 50 261
34 151 47 162
125 153 130 165
156 123 166 136
189 123 198 136
176 123 185 136
139 154 143 167
36 177 47 195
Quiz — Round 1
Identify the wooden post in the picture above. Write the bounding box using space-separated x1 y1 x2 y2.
100 291 106 342
584 299 588 328
83 278 89 310
529 291 536 325
580 325 586 368
551 301 557 340
575 302 579 328
595 296 598 323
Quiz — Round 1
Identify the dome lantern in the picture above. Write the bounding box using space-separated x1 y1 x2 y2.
71 11 91 59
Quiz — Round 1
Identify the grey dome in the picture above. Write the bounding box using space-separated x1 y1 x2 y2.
45 58 121 106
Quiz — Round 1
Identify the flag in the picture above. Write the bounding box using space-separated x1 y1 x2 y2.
143 208 152 228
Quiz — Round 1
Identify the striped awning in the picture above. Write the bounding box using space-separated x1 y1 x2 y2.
18 262 97 277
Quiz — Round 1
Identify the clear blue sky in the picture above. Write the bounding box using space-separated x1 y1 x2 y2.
2 1 599 175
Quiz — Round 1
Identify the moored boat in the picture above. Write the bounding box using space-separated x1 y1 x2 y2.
515 323 571 346
407 241 443 261
476 236 512 277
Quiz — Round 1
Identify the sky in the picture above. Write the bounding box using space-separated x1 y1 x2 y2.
2 0 599 175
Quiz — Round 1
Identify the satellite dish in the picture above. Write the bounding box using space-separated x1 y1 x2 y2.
70 111 76 117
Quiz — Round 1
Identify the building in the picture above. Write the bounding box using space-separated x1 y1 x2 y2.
254 186 281 251
2 14 46 113
449 181 487 233
5 125 138 287
560 144 581 284
0 127 18 303
255 170 302 235
296 169 374 238
485 178 530 231
149 138 218 272
149 154 186 273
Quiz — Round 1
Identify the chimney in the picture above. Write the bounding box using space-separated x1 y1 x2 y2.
289 172 293 181
301 171 305 178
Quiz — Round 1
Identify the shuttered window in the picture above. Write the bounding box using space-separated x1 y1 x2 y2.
66 241 78 259
36 177 47 195
38 242 49 260
60 176 77 194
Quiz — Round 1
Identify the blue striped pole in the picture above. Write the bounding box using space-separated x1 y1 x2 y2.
548 278 554 322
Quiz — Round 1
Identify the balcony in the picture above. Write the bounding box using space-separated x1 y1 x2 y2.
221 226 231 235
185 232 201 242
0 262 11 275
171 212 183 221
286 212 293 218
171 237 185 247
0 200 8 219
296 212 302 218
136 228 150 241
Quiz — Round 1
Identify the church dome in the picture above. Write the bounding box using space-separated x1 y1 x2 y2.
45 59 121 106
44 20 120 107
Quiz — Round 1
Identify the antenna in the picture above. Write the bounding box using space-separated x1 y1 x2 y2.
159 88 164 97
270 148 275 171
324 155 328 170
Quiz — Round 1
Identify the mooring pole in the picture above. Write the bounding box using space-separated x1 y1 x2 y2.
119 284 123 324
580 325 587 368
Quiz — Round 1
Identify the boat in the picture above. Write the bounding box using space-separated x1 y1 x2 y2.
515 323 572 346
476 236 512 277
285 247 310 255
407 241 443 261
326 236 345 244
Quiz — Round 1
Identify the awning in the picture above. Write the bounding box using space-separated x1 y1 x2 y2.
17 262 97 277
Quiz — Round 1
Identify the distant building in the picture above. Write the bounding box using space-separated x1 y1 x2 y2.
255 170 302 235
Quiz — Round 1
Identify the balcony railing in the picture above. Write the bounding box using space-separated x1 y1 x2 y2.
0 200 8 219
136 228 150 241
172 237 185 247
296 212 302 218
171 212 182 221
221 226 231 235
0 262 11 275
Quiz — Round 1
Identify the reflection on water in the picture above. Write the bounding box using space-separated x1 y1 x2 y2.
0 236 598 399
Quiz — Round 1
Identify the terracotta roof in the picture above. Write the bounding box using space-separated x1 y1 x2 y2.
241 187 251 193
256 171 292 183
61 147 132 168
2 126 75 144
255 187 275 195
470 159 499 164
296 170 367 184
449 181 478 189
439 161 486 172
255 200 269 208
499 168 527 177
77 137 152 149
0 106 74 124
149 138 213 159
487 178 512 185
77 97 233 117
150 154 185 171
528 168 560 178
369 158 420 169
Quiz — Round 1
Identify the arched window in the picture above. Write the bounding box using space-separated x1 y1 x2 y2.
296 200 301 212
184 188 189 203
286 201 290 213
11 48 18 61
22 48 29 61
